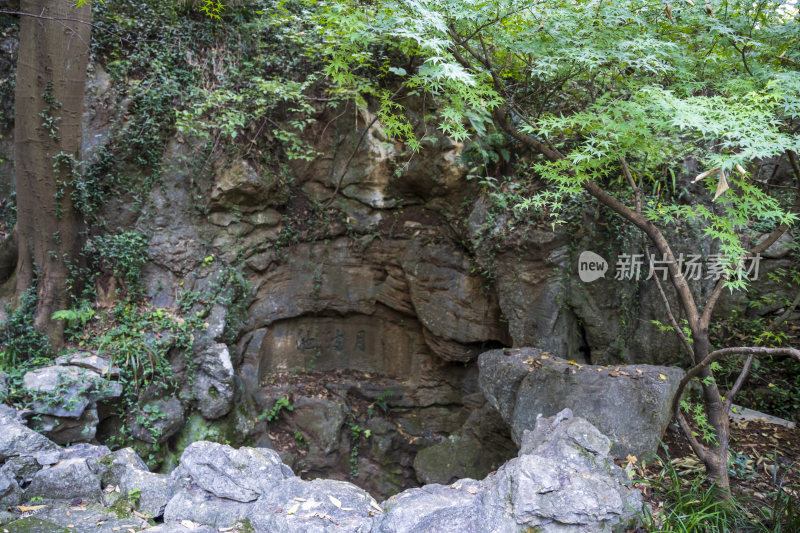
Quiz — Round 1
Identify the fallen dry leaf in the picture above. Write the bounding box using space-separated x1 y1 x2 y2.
17 505 46 513
328 495 342 509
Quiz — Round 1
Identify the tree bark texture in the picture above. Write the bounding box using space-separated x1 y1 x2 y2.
14 0 90 347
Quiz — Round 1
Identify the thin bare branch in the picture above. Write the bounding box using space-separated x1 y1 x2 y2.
0 9 166 46
772 291 800 328
650 257 695 361
620 157 641 214
676 409 710 463
700 277 728 331
723 354 754 411
672 346 800 415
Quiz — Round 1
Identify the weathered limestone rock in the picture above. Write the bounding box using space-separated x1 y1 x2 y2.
54 351 120 378
0 469 21 509
479 348 684 457
0 407 642 533
401 242 509 360
483 410 641 531
6 501 148 533
290 396 346 456
247 478 380 533
0 410 58 461
192 342 235 419
328 113 399 210
147 139 203 274
209 158 284 211
377 480 486 533
30 406 100 444
1 456 43 487
97 448 148 485
23 365 121 418
175 442 293 502
99 448 176 518
163 486 253 528
412 403 515 485
23 458 102 501
380 409 642 533
129 397 185 444
143 523 218 533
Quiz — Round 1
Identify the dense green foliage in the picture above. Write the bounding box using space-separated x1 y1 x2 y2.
0 289 53 370
317 0 799 276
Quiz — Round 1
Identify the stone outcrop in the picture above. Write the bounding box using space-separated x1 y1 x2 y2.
0 408 643 533
22 360 122 445
412 402 515 485
479 348 685 458
382 410 641 532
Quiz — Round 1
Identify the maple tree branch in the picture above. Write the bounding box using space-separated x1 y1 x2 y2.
723 354 754 412
699 150 799 330
672 346 800 416
675 409 710 463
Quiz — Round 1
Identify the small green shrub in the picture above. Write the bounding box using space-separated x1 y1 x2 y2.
348 423 371 479
258 396 293 423
92 230 149 293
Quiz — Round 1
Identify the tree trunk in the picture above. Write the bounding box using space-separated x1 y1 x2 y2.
694 332 731 491
14 0 90 347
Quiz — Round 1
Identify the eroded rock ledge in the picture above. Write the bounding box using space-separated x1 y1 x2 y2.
0 407 642 533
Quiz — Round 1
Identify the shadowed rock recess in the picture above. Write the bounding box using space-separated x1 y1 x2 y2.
0 408 642 532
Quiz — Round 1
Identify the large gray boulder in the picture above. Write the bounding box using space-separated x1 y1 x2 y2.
175 442 293 502
479 348 684 458
99 448 177 518
247 478 380 533
0 410 59 461
380 409 643 533
23 365 121 418
163 486 253 528
377 480 487 533
23 458 102 501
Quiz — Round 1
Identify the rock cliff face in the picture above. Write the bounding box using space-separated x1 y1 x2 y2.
0 51 796 498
